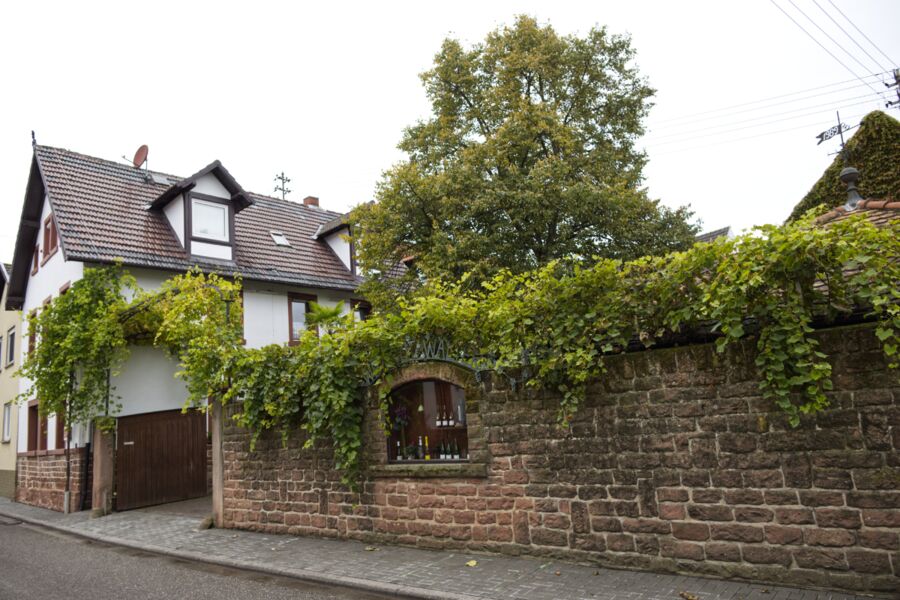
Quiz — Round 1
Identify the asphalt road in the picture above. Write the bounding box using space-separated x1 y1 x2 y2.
0 516 396 600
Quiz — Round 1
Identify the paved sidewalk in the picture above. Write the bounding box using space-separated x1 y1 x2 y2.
0 498 876 600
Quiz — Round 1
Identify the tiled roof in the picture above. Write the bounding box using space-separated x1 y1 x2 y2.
695 227 731 244
813 199 900 227
315 213 349 239
35 145 361 291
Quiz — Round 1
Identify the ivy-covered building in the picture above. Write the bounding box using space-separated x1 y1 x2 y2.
5 143 366 512
789 110 900 221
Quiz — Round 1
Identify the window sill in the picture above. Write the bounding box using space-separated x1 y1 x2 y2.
370 461 487 479
41 247 59 267
17 449 67 457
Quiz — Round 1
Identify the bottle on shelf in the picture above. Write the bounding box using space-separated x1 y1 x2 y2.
440 406 447 427
448 405 455 427
451 438 460 460
396 440 402 461
439 441 446 460
457 402 465 426
424 436 431 461
417 436 424 460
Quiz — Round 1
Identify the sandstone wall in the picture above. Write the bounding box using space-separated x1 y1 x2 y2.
222 324 899 594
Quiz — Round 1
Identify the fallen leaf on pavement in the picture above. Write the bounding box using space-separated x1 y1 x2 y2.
466 560 478 567
364 546 377 551
679 592 699 600
555 571 561 576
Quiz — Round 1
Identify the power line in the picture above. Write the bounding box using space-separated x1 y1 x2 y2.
649 78 882 132
769 0 885 98
787 0 881 78
650 72 887 125
645 94 881 144
812 0 889 73
826 0 896 67
645 112 866 157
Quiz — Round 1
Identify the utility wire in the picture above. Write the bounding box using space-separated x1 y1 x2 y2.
646 112 865 157
649 78 883 132
826 0 896 67
651 72 887 125
645 98 877 147
812 0 889 73
770 0 884 98
787 0 881 78
647 94 878 145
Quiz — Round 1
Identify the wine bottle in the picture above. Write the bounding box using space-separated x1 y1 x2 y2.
452 439 460 460
424 436 431 461
417 436 424 460
457 402 465 425
440 406 447 427
448 405 455 427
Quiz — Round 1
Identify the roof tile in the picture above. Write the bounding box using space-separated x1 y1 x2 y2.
35 146 361 291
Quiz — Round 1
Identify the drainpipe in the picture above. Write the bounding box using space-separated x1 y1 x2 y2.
64 381 72 514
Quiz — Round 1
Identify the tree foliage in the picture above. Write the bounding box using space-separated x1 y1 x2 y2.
789 110 900 221
353 15 697 307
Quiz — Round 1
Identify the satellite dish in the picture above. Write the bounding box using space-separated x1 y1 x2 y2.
132 144 149 168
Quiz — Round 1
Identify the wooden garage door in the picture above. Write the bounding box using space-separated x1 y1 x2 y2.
116 409 207 511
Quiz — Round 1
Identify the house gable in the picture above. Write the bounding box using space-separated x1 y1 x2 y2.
5 155 48 310
8 145 361 297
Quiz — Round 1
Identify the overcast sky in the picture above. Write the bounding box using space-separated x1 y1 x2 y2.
1 0 897 264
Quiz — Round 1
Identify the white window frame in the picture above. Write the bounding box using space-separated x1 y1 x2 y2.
270 231 291 247
2 403 10 442
191 198 230 243
5 327 13 367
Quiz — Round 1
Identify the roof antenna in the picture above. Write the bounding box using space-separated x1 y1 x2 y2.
31 130 36 147
816 111 862 211
128 144 152 183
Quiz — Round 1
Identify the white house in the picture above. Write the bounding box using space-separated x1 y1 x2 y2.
5 144 366 512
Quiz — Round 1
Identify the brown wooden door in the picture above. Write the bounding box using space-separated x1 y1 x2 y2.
115 409 207 511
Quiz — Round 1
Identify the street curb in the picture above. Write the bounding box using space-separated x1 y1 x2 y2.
0 508 486 600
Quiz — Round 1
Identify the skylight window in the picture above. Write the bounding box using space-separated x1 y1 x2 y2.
270 231 291 247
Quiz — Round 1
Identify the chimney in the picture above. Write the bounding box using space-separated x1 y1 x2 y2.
839 167 863 211
303 196 320 207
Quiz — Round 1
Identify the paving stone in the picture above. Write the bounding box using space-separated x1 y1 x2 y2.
0 498 876 600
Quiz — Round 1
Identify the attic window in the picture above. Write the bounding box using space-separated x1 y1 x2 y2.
270 232 291 247
192 198 229 243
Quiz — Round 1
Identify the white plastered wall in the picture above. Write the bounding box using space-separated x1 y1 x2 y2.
114 268 191 417
18 194 85 452
243 280 355 348
324 228 353 272
162 194 185 246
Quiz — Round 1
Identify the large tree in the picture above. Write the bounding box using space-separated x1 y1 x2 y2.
354 15 697 303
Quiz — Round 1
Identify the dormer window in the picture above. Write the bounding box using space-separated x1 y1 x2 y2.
191 197 230 243
152 160 253 262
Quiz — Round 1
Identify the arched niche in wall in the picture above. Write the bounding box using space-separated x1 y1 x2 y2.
370 361 488 478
